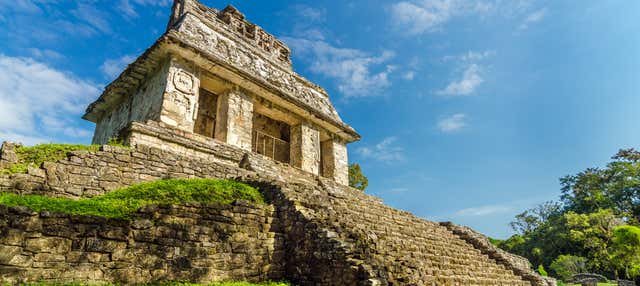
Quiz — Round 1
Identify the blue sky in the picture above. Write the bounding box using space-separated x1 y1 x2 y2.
1 0 639 238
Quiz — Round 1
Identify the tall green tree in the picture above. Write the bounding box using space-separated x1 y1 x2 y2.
348 163 368 191
498 149 640 280
610 225 640 279
561 148 640 222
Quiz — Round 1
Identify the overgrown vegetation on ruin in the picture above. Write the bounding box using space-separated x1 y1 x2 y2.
17 282 290 286
0 179 263 219
0 141 126 175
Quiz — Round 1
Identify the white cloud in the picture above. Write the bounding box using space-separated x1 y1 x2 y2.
390 0 495 35
28 48 64 60
437 64 483 96
437 113 467 133
283 38 395 97
356 137 405 163
118 0 171 18
518 8 546 30
294 5 325 21
455 204 514 217
443 50 496 62
71 4 112 34
403 71 415 80
391 0 546 35
0 55 99 144
100 55 136 80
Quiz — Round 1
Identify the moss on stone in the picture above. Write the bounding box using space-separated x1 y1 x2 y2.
18 282 289 286
0 179 263 219
0 143 101 174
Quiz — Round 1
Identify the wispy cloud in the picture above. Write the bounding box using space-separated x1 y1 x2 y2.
443 50 496 62
28 48 65 60
0 55 99 145
403 71 416 80
118 0 171 18
455 204 514 217
101 55 136 80
437 64 483 96
518 8 546 30
71 4 112 34
284 38 395 97
437 113 467 133
294 5 326 21
356 137 405 163
390 0 495 35
391 0 546 35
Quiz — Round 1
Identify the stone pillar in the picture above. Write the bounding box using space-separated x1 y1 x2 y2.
321 139 349 185
214 88 254 151
0 142 19 169
160 58 200 132
290 122 321 175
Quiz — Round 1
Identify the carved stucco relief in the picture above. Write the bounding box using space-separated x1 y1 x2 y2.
162 59 200 131
174 14 342 123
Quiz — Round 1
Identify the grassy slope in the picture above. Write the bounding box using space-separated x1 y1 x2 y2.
0 179 263 219
19 283 289 286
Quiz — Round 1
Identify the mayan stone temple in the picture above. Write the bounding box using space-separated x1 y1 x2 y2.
0 0 557 285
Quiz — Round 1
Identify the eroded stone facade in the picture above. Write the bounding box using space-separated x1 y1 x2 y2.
84 0 356 185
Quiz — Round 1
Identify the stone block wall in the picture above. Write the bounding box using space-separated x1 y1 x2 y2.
93 59 169 144
0 202 284 284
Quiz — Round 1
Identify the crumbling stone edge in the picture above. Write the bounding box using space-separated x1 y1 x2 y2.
440 222 557 286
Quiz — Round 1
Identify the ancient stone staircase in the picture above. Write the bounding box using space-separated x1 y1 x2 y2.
270 179 535 286
0 142 552 285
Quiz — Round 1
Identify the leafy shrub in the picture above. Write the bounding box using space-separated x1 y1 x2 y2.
610 225 640 279
348 163 368 191
20 282 289 286
0 179 263 219
538 264 548 276
550 255 588 281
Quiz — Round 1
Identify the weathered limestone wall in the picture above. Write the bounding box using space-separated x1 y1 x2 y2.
290 123 320 175
320 139 348 185
160 58 201 132
215 89 254 151
93 60 169 144
0 202 284 284
0 123 315 199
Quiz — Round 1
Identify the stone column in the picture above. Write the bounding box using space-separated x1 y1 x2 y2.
321 139 349 185
214 88 254 151
290 122 321 175
160 58 200 132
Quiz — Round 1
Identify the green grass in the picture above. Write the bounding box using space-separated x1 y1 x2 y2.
564 283 618 286
16 282 289 286
0 141 131 175
0 143 102 174
0 179 263 219
18 282 289 286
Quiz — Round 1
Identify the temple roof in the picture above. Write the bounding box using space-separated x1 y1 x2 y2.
83 0 360 142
